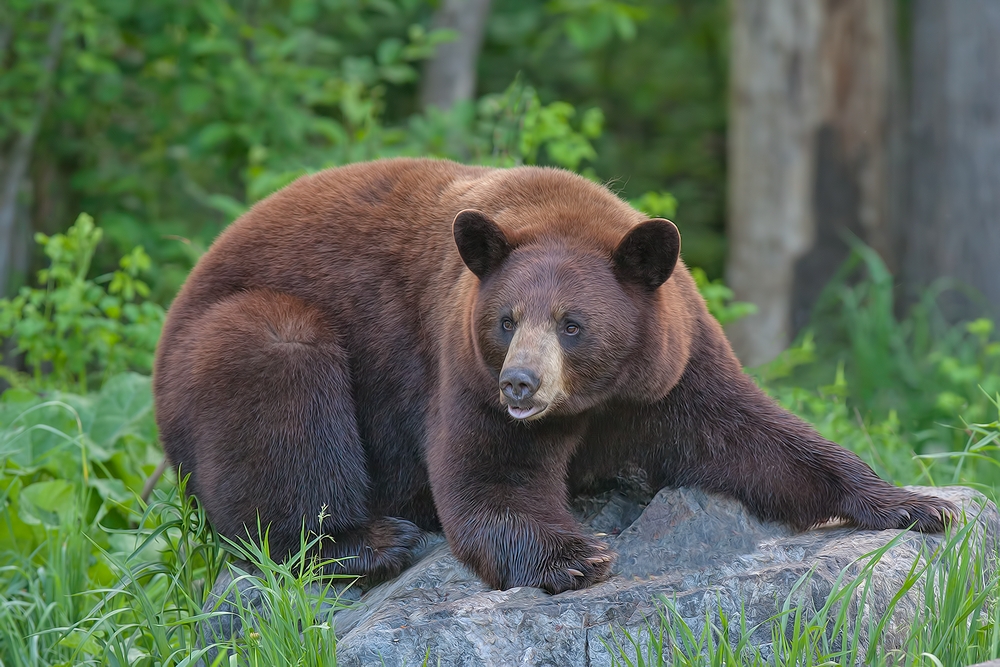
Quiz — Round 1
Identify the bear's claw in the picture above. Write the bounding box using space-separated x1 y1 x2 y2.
846 491 959 533
528 533 616 594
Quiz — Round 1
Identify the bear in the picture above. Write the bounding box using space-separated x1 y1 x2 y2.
153 157 955 595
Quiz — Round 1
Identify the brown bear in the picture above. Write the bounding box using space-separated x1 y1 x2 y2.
154 157 955 595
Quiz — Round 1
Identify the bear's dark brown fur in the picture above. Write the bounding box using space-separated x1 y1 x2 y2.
154 158 954 594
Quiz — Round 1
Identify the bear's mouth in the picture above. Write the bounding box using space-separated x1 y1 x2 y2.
506 404 546 420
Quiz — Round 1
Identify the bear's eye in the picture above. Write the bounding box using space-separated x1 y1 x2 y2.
501 317 515 332
563 321 580 336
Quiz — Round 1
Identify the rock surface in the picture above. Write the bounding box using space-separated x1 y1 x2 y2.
199 486 996 666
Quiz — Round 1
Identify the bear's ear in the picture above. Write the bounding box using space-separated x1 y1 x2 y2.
612 219 681 290
453 209 512 280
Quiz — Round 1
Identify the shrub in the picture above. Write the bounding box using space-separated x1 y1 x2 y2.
0 213 165 392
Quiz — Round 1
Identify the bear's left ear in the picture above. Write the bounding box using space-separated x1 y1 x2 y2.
454 209 512 280
612 219 681 290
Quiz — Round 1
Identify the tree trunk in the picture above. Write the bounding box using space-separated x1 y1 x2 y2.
419 0 493 111
0 19 63 299
903 0 1000 322
726 0 896 366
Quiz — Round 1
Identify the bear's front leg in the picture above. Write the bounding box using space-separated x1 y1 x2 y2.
427 409 614 594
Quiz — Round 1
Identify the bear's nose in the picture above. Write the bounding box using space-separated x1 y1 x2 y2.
499 367 541 403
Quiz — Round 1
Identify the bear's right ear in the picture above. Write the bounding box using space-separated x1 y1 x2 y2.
453 209 512 280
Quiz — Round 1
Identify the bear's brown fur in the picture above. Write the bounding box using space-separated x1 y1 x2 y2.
154 158 955 594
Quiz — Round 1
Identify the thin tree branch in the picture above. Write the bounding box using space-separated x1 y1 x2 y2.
0 23 13 67
142 457 170 504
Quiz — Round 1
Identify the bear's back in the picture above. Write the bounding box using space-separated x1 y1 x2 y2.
162 158 646 343
170 159 489 324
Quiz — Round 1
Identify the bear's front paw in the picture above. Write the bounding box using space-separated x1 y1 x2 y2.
531 534 615 595
847 491 959 533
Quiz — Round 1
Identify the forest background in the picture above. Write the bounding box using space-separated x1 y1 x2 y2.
1 1 1000 665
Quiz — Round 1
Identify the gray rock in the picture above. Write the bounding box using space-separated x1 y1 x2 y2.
197 486 997 666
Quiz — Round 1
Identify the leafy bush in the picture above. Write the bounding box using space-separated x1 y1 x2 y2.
0 213 164 392
690 267 757 327
756 244 1000 486
0 372 159 558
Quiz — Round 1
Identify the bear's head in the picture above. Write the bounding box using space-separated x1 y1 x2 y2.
454 209 681 421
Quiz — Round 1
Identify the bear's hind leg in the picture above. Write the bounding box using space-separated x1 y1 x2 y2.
651 342 956 533
651 368 957 532
181 290 421 582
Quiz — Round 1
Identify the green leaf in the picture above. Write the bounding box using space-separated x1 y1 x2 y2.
58 628 105 656
376 37 404 65
19 479 76 526
89 373 155 449
88 476 129 505
205 193 248 221
196 122 234 150
178 84 213 114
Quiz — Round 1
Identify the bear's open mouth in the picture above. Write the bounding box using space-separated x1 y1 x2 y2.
507 404 546 420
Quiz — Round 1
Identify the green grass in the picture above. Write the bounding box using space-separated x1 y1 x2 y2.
759 243 1000 474
0 382 356 666
605 496 1000 666
0 474 358 666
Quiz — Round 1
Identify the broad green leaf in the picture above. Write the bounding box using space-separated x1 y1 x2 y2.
178 84 212 114
18 479 76 526
58 628 104 656
89 373 154 449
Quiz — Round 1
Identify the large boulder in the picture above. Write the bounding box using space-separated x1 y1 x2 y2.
199 486 996 666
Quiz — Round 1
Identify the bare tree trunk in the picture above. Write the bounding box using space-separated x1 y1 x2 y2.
726 0 896 366
0 24 12 62
726 0 822 366
0 19 64 299
419 0 493 111
903 0 1000 322
792 0 899 334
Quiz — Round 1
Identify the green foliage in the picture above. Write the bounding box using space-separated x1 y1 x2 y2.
7 0 731 303
367 75 606 170
547 0 647 50
0 213 164 392
480 0 729 274
9 0 652 302
0 372 159 558
919 395 1000 493
206 531 353 666
756 245 1000 482
7 0 447 295
689 267 757 327
0 386 356 665
630 191 678 220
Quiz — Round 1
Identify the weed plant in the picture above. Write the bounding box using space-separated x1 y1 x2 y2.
0 214 165 393
757 244 1000 489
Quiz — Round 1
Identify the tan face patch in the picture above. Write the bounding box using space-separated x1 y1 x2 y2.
500 321 568 419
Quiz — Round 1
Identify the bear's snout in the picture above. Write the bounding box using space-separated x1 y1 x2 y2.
500 367 541 403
